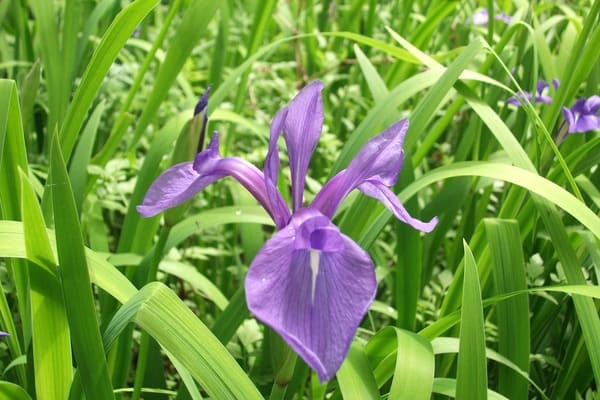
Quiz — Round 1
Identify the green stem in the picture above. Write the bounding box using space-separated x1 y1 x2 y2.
269 343 298 400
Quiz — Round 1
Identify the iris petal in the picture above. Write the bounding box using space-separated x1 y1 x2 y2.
584 95 600 113
575 114 600 133
245 208 376 382
264 107 289 217
138 134 290 227
137 162 218 218
282 81 324 211
358 179 438 232
562 107 576 132
312 119 408 217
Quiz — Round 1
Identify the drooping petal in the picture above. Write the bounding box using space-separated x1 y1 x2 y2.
312 119 408 217
574 114 600 133
137 162 219 218
358 179 438 232
246 208 376 382
138 134 290 227
282 81 324 211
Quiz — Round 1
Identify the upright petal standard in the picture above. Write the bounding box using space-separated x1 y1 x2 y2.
137 81 438 381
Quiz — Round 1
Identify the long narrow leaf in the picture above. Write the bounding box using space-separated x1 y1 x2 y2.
50 136 113 399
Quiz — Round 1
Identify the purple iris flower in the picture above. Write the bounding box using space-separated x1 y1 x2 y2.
472 9 513 25
507 79 560 106
561 95 600 134
137 81 437 381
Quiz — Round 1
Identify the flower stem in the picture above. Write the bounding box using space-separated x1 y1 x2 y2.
269 342 298 400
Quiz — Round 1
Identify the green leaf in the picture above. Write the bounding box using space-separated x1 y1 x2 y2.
484 219 529 400
353 44 388 103
336 342 379 400
68 100 105 211
20 170 72 400
456 241 487 400
60 0 160 161
366 328 434 400
103 282 263 400
130 0 218 147
0 381 32 400
49 136 113 399
433 378 508 400
0 80 29 386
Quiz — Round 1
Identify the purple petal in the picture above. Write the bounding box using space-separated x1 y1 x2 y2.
194 85 211 117
562 107 577 133
536 80 549 96
574 114 600 133
358 179 438 232
507 91 533 106
264 107 289 218
281 81 324 211
552 78 560 89
535 95 553 104
506 97 521 106
571 98 588 114
312 119 408 217
137 162 217 217
495 12 513 24
246 208 376 382
584 95 600 113
138 134 290 227
0 331 8 337
472 9 489 25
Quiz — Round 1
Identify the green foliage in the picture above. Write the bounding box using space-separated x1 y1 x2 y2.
0 1 599 399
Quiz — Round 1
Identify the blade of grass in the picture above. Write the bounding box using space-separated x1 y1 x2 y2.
28 0 63 137
129 0 218 148
59 0 160 162
103 282 263 400
484 219 529 400
20 170 72 400
0 382 32 400
68 100 105 211
366 328 434 399
456 241 487 400
92 0 182 166
336 342 380 400
50 135 113 399
433 378 508 400
0 80 29 386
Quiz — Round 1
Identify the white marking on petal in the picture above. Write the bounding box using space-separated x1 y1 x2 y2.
310 250 320 303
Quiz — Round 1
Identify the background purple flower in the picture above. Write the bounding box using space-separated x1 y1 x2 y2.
562 95 600 134
507 79 559 106
471 9 513 25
